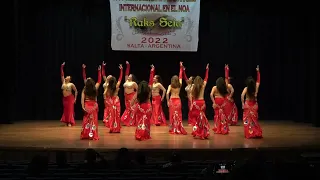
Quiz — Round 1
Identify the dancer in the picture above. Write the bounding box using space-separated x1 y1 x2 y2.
190 64 210 139
101 61 112 127
104 64 123 133
60 62 78 126
224 64 238 125
121 61 138 126
210 77 229 134
132 81 152 141
183 68 195 126
80 66 102 140
241 65 262 138
149 65 167 126
166 62 187 135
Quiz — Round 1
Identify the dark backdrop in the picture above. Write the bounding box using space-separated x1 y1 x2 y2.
11 0 318 126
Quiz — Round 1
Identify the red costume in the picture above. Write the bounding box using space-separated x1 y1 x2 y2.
149 68 167 126
106 68 123 133
80 67 101 140
101 63 111 127
133 102 152 141
191 67 210 139
60 64 75 126
183 70 196 126
224 65 238 125
121 63 137 126
243 70 262 138
212 97 229 134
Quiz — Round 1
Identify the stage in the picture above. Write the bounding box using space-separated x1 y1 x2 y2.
0 120 319 161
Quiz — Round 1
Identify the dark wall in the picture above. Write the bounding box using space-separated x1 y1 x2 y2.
12 0 318 126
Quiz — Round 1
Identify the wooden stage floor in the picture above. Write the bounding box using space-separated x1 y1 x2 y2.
0 120 319 151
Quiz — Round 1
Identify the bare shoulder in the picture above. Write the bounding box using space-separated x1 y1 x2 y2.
227 84 233 88
212 86 217 90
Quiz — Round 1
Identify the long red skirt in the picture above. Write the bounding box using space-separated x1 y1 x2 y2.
134 102 152 141
60 95 75 126
105 96 121 133
80 100 99 140
243 100 262 139
169 98 187 135
225 98 238 125
121 92 137 126
151 95 167 126
212 97 229 134
191 99 210 139
188 98 196 126
103 99 111 128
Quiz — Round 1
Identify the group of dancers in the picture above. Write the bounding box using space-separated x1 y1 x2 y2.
60 61 262 141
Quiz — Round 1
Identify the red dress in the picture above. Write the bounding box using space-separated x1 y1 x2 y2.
105 96 121 133
243 100 262 138
212 97 229 134
60 94 75 126
103 95 111 128
225 97 238 125
168 98 187 135
134 102 152 141
191 99 210 139
80 100 99 140
121 92 137 126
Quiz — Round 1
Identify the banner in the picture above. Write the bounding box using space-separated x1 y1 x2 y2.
109 0 200 52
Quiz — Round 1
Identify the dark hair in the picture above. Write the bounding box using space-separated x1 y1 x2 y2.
216 77 228 97
192 76 203 99
154 75 162 84
246 76 256 98
137 81 150 103
107 76 117 96
189 76 195 84
170 75 181 88
130 74 138 83
84 78 97 99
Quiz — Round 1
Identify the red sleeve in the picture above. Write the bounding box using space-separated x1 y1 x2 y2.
149 68 155 86
179 65 183 80
225 66 229 81
204 67 209 82
97 68 101 84
183 69 188 81
82 66 86 81
125 63 130 76
60 64 64 77
102 63 106 77
256 70 260 83
118 68 123 83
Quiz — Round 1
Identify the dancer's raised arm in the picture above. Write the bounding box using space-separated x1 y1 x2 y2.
183 67 189 83
116 64 123 88
255 65 260 97
179 62 183 85
125 61 130 81
95 66 102 89
148 64 155 87
203 63 209 86
61 62 65 84
102 61 107 82
225 64 229 84
82 64 87 84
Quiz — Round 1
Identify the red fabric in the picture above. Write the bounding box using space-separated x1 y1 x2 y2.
191 99 210 139
134 102 152 141
149 69 155 86
168 98 187 135
60 95 75 126
125 63 130 76
60 64 64 77
256 71 260 83
151 95 167 126
187 98 196 125
183 69 188 81
225 66 229 80
105 96 121 133
103 99 111 128
97 68 101 84
204 67 209 82
224 97 238 125
243 100 262 139
118 68 123 83
212 97 229 134
82 67 86 81
80 100 99 140
121 92 137 126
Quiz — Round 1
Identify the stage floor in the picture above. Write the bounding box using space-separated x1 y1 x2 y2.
0 120 319 151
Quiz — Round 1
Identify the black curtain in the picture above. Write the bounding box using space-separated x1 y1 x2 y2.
11 0 318 126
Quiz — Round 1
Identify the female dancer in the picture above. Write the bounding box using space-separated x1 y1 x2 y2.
190 64 209 139
224 64 238 125
183 68 195 126
149 65 167 126
166 62 187 135
241 65 262 138
60 62 78 126
101 61 112 127
104 64 123 133
210 77 229 134
121 61 138 126
132 81 152 141
80 66 101 140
